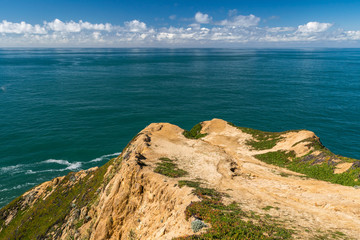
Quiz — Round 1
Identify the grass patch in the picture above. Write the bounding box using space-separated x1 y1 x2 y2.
183 123 207 139
228 122 360 187
0 157 118 240
176 180 293 239
74 219 84 229
292 137 334 156
154 158 188 178
178 180 201 188
280 172 291 177
128 229 137 240
255 151 360 186
262 206 274 211
228 122 289 150
255 151 295 167
178 180 224 200
314 230 348 240
45 186 53 192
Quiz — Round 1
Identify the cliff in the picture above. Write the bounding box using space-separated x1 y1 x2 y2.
1 119 360 239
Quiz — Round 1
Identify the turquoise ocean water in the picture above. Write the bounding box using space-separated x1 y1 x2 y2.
0 48 359 208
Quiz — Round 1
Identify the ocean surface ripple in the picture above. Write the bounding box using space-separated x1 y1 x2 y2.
0 48 359 208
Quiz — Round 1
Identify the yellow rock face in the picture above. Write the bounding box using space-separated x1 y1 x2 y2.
1 118 360 240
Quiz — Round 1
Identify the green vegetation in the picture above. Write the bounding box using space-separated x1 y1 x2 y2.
178 180 201 188
178 180 224 200
0 157 120 240
74 219 84 229
128 229 137 240
183 123 207 139
255 151 360 186
255 151 295 167
176 180 293 239
228 121 360 187
279 172 291 177
228 122 291 150
314 230 348 240
154 157 188 178
262 206 274 211
292 137 334 156
46 186 53 192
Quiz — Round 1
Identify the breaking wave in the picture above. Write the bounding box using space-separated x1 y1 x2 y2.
0 182 36 193
0 164 25 174
89 152 121 162
42 159 82 170
0 152 121 176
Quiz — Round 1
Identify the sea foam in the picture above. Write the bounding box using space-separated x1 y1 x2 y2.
42 159 82 170
0 164 25 174
90 152 121 162
1 152 121 177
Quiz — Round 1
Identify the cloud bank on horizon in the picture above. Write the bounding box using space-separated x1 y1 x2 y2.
0 11 359 47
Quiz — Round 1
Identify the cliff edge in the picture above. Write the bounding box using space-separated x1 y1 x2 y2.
1 119 360 239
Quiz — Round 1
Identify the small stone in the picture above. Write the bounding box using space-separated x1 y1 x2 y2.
73 209 80 219
85 215 91 222
69 175 77 182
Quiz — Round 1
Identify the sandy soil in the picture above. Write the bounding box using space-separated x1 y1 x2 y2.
136 118 360 239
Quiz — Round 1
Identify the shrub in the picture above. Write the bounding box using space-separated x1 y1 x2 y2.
183 123 207 139
191 219 207 233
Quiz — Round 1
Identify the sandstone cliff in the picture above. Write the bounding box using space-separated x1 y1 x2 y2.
1 119 360 239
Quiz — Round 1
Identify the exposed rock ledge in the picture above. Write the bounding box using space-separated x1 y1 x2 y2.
1 119 360 239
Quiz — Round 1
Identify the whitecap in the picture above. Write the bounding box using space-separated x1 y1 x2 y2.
89 152 121 162
0 182 35 193
2 153 119 177
42 159 82 171
25 170 36 174
66 162 82 170
0 164 24 174
42 159 71 165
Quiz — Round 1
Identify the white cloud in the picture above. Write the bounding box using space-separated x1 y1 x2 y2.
45 19 112 32
124 20 147 32
219 14 260 27
169 15 176 20
189 23 201 29
80 21 112 31
46 19 81 32
297 22 333 33
92 32 101 40
228 9 238 17
0 16 359 47
347 31 360 39
0 20 46 34
266 27 295 33
195 12 211 24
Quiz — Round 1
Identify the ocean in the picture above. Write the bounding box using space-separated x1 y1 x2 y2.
0 48 359 208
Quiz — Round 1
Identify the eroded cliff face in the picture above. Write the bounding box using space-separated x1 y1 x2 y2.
1 119 360 240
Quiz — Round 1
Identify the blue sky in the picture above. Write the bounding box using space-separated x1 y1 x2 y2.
0 0 360 47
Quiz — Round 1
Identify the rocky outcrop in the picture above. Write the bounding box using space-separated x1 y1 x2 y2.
1 119 359 239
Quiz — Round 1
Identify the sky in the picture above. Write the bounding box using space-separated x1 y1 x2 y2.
0 0 360 47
